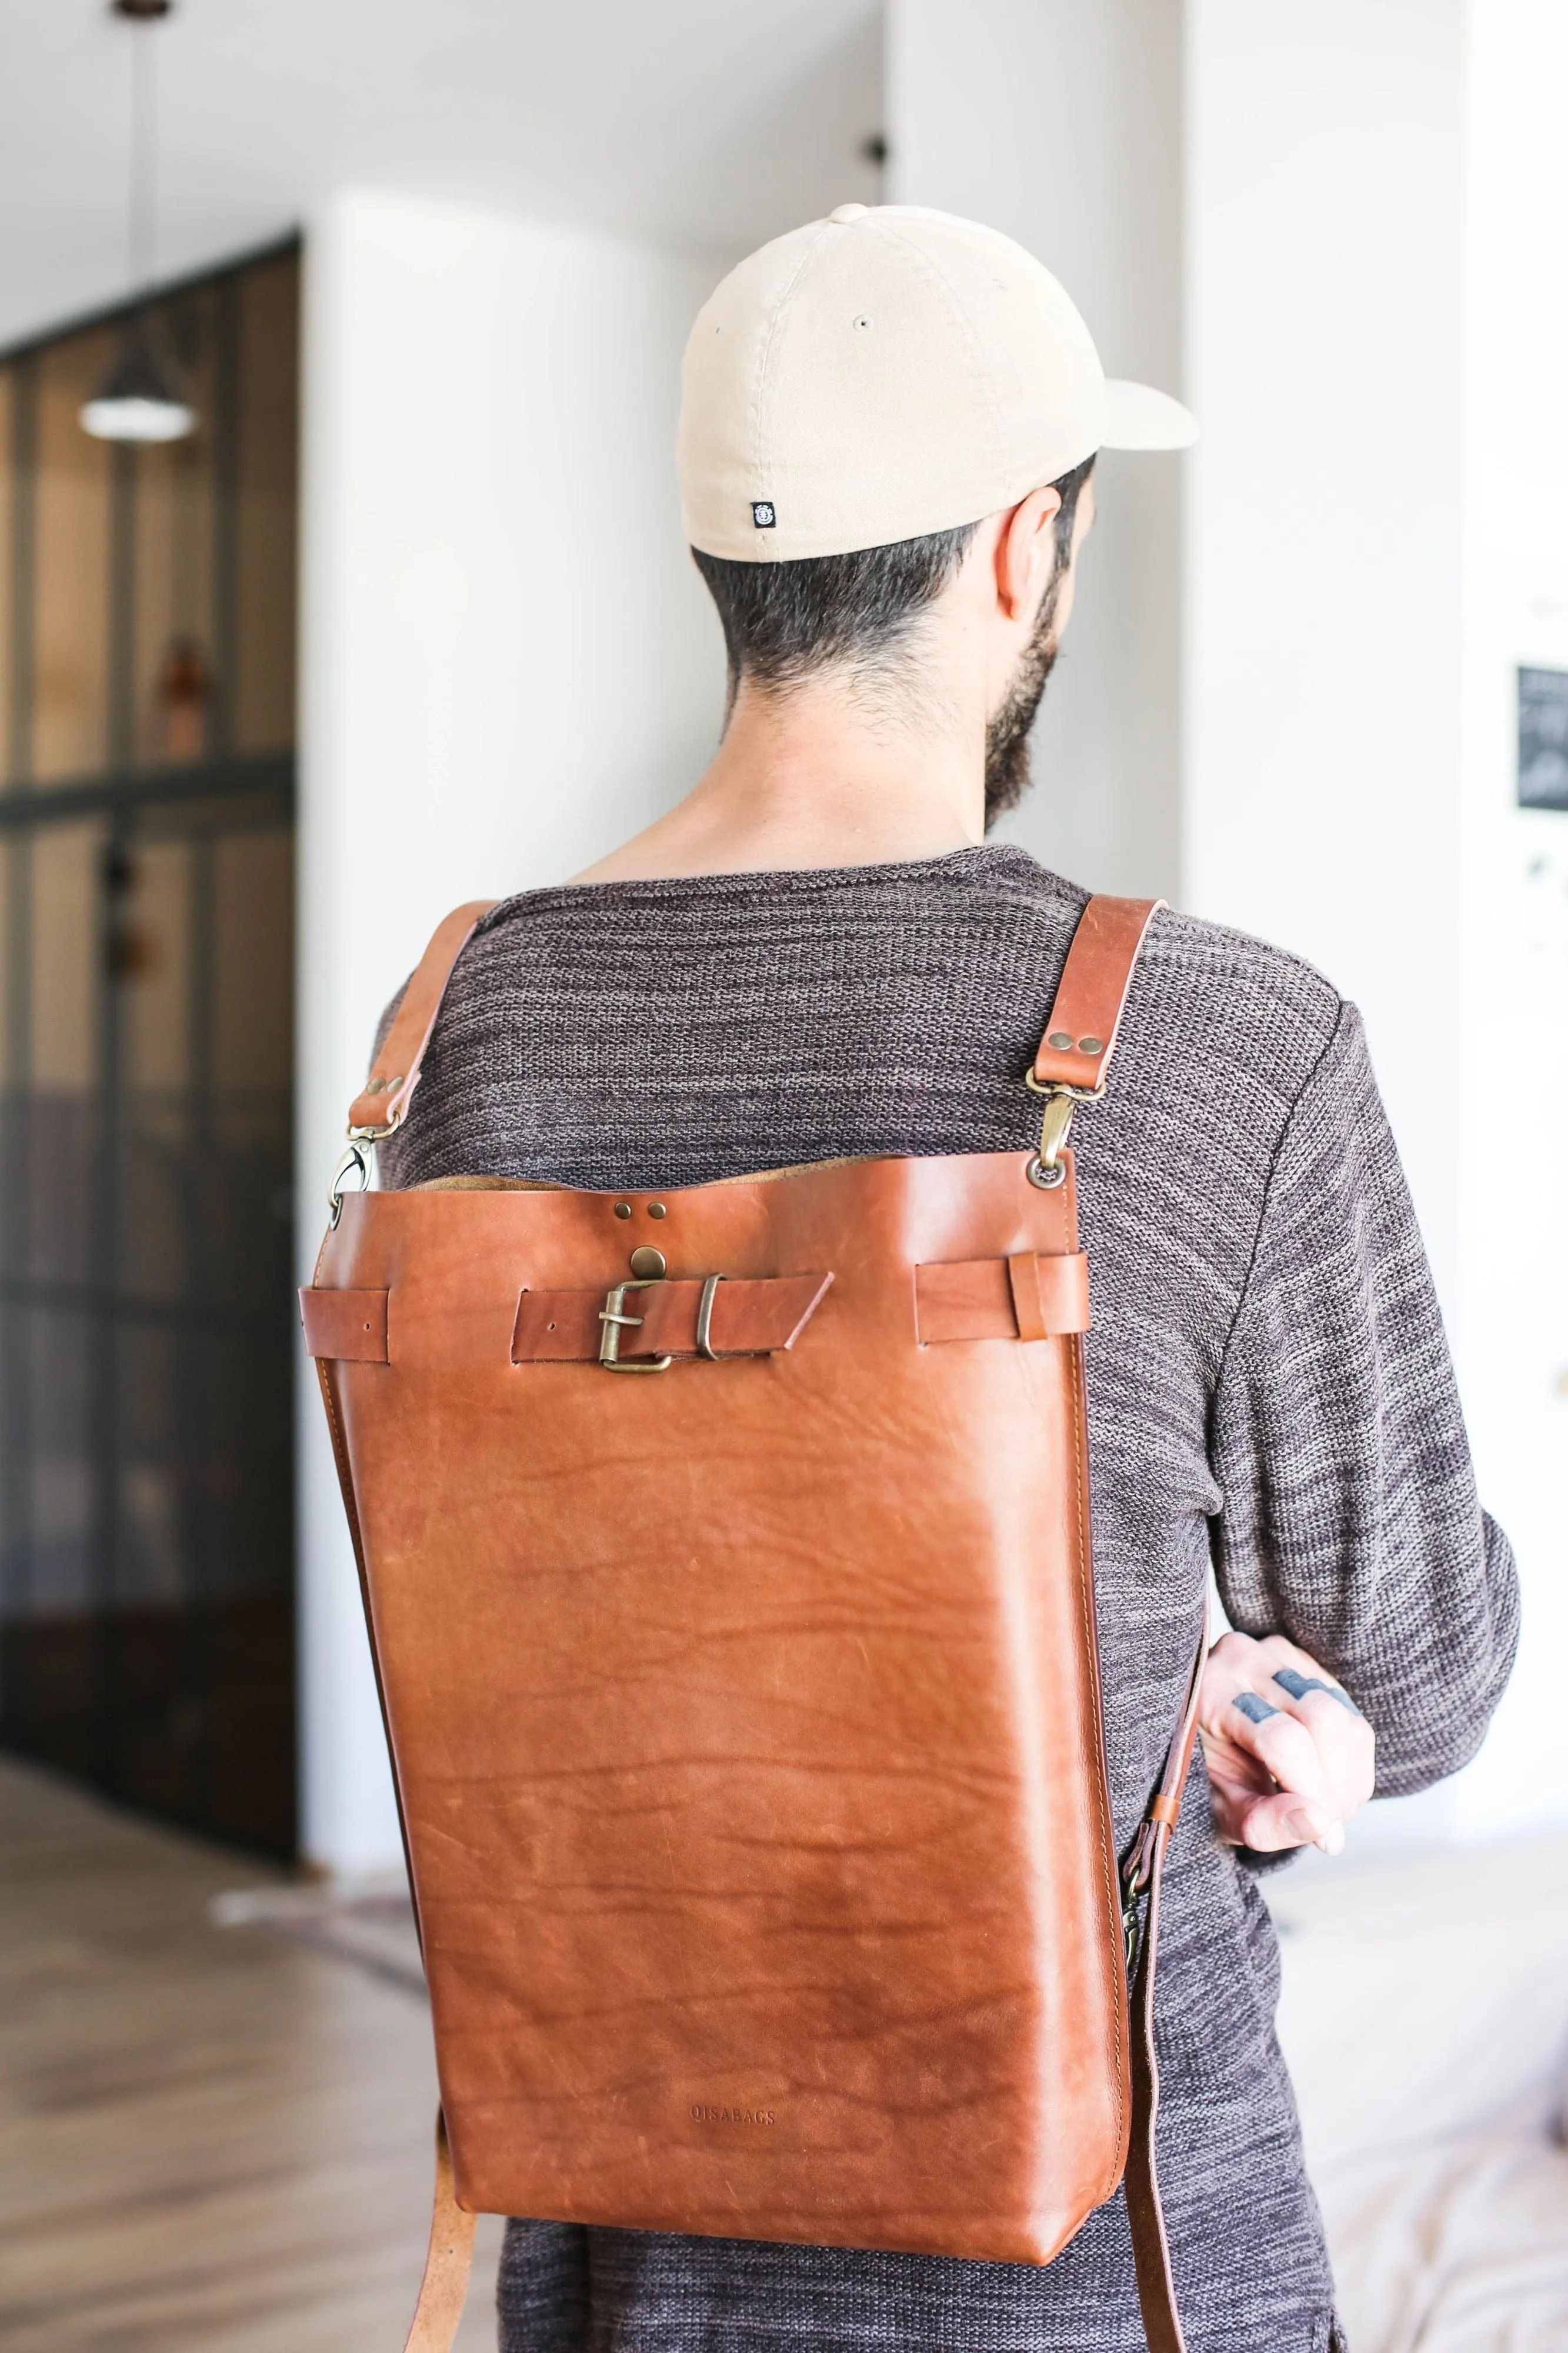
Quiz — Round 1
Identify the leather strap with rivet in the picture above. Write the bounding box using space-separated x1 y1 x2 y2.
344 891 1164 1174
1026 895 1164 1184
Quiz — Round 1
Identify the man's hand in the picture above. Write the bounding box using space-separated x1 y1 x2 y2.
1199 1631 1375 1856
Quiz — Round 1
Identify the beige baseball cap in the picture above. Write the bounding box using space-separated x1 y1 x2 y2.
679 203 1196 564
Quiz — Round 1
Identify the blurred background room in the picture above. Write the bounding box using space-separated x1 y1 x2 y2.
0 2 1564 2347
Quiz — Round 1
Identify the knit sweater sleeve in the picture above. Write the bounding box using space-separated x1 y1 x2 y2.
1209 999 1519 1796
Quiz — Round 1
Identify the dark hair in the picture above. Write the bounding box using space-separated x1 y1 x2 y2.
692 454 1095 692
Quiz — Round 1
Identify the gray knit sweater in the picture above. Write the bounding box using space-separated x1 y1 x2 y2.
378 844 1517 2353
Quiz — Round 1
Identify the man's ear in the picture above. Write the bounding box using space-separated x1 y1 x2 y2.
995 486 1063 622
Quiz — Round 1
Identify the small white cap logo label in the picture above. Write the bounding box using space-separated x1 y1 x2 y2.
751 501 776 528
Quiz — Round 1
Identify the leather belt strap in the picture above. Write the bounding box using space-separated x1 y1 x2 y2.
348 901 498 1141
1122 1611 1209 2353
512 1271 832 1362
301 1257 1090 1362
1031 895 1163 1095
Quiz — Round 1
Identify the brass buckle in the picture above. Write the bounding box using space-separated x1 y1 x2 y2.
599 1278 673 1373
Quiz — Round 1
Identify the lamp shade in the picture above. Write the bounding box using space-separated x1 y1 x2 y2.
81 326 196 442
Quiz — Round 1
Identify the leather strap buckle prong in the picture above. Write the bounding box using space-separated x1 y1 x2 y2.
598 1278 674 1372
695 1273 724 1361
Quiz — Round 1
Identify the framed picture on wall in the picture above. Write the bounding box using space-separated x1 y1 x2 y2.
1518 665 1568 810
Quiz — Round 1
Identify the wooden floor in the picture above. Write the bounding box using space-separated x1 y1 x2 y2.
0 1758 502 2352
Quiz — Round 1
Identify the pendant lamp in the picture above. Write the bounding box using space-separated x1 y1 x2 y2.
81 0 197 444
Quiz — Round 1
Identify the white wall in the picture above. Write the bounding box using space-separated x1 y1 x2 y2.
1447 0 1568 1838
297 188 722 1871
1186 0 1567 1844
1184 0 1467 1294
886 0 1186 899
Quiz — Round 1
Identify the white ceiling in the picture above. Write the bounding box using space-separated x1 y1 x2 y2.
0 0 885 350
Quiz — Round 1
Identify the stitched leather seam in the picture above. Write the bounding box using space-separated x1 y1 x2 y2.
317 1360 428 1971
1067 1327 1126 2171
878 221 1009 495
318 1361 369 1582
750 228 829 500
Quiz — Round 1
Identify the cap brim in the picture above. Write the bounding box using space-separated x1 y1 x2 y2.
1102 379 1197 451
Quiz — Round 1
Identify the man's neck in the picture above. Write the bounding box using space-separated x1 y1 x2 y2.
573 669 987 882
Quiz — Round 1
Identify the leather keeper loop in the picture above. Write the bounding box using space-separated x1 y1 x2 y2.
916 1251 1090 1346
301 1287 389 1362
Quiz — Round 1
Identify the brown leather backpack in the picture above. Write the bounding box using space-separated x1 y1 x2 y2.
302 891 1205 2353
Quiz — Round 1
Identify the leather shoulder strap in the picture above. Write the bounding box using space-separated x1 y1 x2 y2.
1122 1611 1208 2353
1032 895 1163 1095
348 901 496 1140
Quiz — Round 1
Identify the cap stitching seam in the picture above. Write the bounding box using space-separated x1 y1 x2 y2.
874 220 1010 498
749 226 834 536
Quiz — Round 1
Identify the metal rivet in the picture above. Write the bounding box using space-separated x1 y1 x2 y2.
629 1245 666 1279
613 1201 633 1219
1026 1154 1067 1191
1047 1031 1074 1051
1077 1035 1104 1055
648 1202 667 1219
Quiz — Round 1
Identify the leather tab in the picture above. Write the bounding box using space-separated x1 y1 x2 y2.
1032 895 1163 1094
300 1288 389 1362
511 1272 832 1364
402 2107 476 2353
915 1252 1090 1346
348 901 496 1139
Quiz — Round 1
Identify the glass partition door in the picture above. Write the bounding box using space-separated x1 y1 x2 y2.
0 246 298 1855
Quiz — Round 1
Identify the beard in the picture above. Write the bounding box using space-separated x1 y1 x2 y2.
983 571 1065 830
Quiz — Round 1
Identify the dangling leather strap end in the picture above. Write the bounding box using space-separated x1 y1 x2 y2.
402 2107 476 2353
1123 1607 1210 2353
